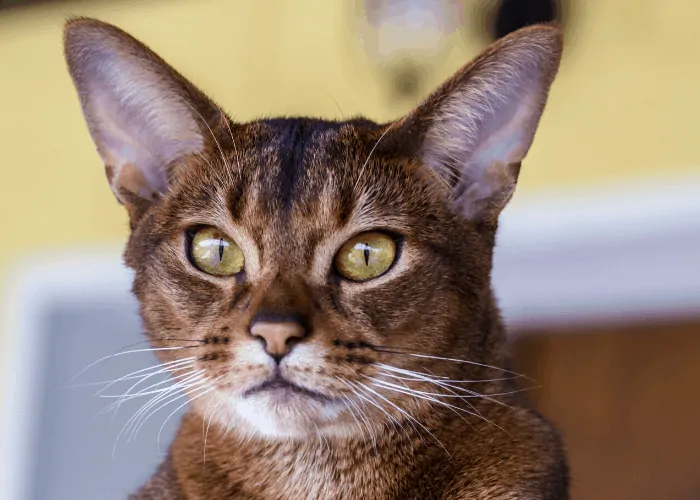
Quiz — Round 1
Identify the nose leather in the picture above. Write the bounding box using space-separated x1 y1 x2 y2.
250 321 305 359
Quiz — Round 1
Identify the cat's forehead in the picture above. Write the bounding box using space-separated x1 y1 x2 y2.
249 117 361 213
166 117 434 240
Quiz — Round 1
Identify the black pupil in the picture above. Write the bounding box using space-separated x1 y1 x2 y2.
218 238 224 262
363 244 370 266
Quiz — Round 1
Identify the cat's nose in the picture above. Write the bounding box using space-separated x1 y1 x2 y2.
249 315 306 361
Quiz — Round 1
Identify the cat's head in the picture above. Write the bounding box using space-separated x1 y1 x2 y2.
64 19 561 439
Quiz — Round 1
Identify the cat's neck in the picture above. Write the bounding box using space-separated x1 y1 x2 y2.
169 410 457 499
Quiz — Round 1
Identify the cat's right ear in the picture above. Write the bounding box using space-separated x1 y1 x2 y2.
64 18 222 219
388 24 563 224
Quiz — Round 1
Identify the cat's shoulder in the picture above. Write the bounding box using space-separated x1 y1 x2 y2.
129 453 185 500
443 406 569 500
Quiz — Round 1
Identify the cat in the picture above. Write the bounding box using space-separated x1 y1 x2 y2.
64 17 567 500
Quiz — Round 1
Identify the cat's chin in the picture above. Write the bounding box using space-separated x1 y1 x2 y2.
219 392 357 439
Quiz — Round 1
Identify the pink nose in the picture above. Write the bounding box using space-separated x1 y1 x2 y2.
250 321 305 359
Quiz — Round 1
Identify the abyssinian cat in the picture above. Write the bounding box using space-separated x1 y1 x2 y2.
64 17 567 500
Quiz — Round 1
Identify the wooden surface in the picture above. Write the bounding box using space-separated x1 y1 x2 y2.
514 320 700 500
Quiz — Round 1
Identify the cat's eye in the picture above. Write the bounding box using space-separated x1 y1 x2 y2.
334 232 397 281
189 227 244 276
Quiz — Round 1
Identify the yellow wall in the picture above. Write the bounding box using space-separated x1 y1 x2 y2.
1 0 699 285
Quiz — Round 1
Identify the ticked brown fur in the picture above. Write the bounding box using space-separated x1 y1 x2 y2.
64 17 568 500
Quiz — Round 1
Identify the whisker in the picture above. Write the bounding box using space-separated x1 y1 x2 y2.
117 371 205 443
310 419 331 455
178 102 228 188
370 378 481 428
70 346 200 384
102 365 200 421
69 357 195 390
376 364 519 409
414 377 527 406
181 99 232 184
94 357 196 395
335 379 378 455
416 364 450 380
376 366 526 402
376 363 520 384
111 376 202 457
93 364 198 424
345 380 402 430
157 378 222 456
192 149 228 186
353 122 397 196
128 370 205 420
322 91 345 119
355 381 417 455
203 400 221 464
216 105 242 178
372 350 532 381
383 379 510 437
354 381 451 460
349 383 427 454
125 382 207 452
100 367 200 400
374 369 488 420
397 369 491 422
376 368 477 403
344 381 416 453
338 396 366 441
373 377 478 402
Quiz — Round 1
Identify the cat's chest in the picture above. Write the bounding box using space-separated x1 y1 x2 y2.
189 470 447 500
172 414 458 499
181 446 450 500
218 457 408 500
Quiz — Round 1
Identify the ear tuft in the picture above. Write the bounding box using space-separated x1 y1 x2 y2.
399 24 563 221
64 18 216 205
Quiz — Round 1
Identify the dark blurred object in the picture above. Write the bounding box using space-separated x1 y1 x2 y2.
390 61 423 99
470 0 565 44
493 0 560 39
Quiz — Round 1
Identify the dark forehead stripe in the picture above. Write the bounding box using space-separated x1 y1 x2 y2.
274 119 310 210
263 118 348 213
239 117 381 224
227 177 247 221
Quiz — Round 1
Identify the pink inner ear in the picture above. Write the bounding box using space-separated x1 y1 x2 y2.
88 85 181 196
467 86 538 170
84 63 204 197
424 62 541 170
113 162 161 201
415 30 561 215
66 22 205 199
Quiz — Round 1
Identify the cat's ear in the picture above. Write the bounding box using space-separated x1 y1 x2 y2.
64 18 222 212
394 25 562 222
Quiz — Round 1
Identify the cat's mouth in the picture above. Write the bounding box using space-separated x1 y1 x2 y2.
244 376 333 402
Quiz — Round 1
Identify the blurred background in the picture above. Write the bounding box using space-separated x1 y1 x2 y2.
1 0 699 499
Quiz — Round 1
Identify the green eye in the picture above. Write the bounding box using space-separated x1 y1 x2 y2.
190 227 244 276
334 232 397 281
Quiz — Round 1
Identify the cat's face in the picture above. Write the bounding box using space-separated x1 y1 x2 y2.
64 19 561 438
128 118 483 437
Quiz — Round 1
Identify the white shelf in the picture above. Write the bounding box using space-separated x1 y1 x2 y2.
495 175 700 329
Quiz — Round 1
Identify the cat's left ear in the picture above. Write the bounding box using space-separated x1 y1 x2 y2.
64 18 226 220
394 24 563 222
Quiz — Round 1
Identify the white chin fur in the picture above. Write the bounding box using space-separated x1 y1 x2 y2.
221 394 354 439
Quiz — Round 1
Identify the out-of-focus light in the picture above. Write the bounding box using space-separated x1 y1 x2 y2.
355 0 465 101
360 0 464 62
